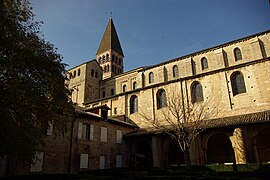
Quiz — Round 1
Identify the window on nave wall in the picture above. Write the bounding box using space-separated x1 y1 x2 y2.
234 47 242 61
201 57 208 70
191 81 204 103
157 89 167 109
130 95 138 114
149 72 154 84
230 71 246 96
172 65 179 78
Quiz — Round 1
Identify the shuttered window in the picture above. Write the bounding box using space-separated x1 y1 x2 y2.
80 154 89 169
78 123 94 140
116 130 122 144
101 127 107 142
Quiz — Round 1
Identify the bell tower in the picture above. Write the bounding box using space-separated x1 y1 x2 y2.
96 17 124 79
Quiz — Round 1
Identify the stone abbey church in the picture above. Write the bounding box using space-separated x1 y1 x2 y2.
67 16 270 169
3 17 270 176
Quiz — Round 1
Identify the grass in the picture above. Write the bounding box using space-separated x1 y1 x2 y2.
1 164 270 179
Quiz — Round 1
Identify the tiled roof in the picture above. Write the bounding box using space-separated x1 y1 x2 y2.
201 110 270 129
96 17 124 56
125 110 270 137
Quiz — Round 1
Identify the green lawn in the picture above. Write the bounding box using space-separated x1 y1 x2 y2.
1 164 270 180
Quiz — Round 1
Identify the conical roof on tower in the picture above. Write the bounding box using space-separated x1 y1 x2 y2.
96 17 124 56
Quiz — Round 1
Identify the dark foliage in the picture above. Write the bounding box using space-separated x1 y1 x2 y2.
0 0 74 164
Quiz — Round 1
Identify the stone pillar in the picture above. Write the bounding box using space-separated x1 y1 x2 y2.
151 136 162 167
214 48 227 68
250 37 263 60
230 127 248 164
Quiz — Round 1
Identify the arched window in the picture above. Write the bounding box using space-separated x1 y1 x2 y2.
201 57 208 70
119 58 122 66
191 81 204 103
110 88 114 96
106 54 109 61
234 48 242 61
173 65 179 78
149 72 154 84
95 71 98 78
157 89 167 109
123 85 126 93
102 55 105 63
73 70 76 78
112 54 115 62
230 71 246 96
133 82 137 90
98 57 102 64
130 95 138 114
77 69 81 76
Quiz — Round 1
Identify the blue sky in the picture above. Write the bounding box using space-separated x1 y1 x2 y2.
29 0 270 71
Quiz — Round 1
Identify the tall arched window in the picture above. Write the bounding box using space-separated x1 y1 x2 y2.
201 57 208 70
173 65 179 78
110 88 114 96
119 58 122 66
230 71 246 96
130 95 138 114
157 89 167 109
102 55 105 63
133 82 137 90
98 57 102 64
106 54 109 62
122 85 126 93
191 81 204 103
234 48 242 61
149 72 154 84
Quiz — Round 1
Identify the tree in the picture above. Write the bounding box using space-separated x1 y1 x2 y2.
0 0 74 168
140 87 218 169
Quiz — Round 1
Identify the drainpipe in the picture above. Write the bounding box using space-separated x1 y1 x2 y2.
68 119 75 174
224 71 233 109
151 88 156 121
180 80 186 123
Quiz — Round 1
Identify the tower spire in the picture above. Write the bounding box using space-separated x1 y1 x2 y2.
96 17 124 79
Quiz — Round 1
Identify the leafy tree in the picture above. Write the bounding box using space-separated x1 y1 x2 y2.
140 87 219 169
0 0 74 167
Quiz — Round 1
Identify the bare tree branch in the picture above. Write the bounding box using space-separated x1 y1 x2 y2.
139 85 220 168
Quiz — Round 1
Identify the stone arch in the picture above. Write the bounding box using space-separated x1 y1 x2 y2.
206 133 235 164
167 139 185 166
132 140 153 168
254 126 270 163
